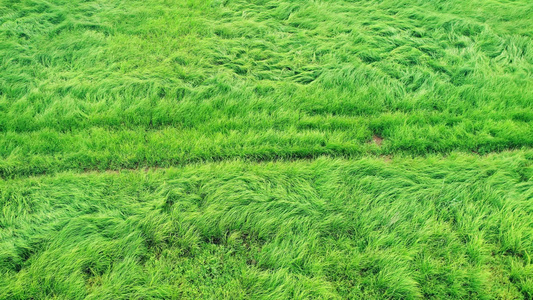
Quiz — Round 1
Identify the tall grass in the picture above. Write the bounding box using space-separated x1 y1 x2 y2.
1 0 532 176
1 152 532 299
0 0 532 298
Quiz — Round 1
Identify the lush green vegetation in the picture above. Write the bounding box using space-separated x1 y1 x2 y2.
1 152 532 299
1 0 532 298
1 0 532 177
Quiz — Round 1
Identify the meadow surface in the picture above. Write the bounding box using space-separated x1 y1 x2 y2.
0 0 532 299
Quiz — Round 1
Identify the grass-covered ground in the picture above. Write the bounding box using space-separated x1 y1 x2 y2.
1 152 532 299
0 0 532 299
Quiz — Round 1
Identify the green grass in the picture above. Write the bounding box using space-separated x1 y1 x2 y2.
1 0 532 177
1 152 532 299
0 0 532 298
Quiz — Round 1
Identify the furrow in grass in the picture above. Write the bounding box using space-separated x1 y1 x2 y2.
1 126 532 178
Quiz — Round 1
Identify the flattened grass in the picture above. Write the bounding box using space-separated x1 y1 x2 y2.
0 0 532 299
1 152 532 299
1 0 532 176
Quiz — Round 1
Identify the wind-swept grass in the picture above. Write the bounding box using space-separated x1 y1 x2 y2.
1 0 532 176
1 151 532 299
0 0 532 299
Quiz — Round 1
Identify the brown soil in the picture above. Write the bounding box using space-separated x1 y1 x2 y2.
372 135 384 147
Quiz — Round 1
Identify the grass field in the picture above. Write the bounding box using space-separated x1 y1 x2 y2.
0 0 532 299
